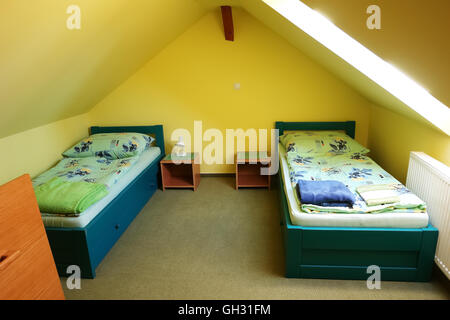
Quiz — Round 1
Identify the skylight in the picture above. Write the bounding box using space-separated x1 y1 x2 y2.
263 0 450 135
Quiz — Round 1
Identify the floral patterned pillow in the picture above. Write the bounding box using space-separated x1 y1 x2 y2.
62 132 155 159
280 131 369 155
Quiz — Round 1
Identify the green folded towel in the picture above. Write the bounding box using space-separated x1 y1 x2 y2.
356 184 400 206
34 177 108 215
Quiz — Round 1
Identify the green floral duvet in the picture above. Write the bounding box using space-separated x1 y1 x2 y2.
286 151 426 214
33 156 139 189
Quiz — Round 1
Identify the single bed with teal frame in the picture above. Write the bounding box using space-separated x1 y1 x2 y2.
45 125 165 279
275 121 438 281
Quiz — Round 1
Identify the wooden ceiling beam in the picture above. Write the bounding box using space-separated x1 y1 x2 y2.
221 6 234 41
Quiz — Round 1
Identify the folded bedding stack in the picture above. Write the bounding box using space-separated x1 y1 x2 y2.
281 130 427 214
34 177 108 215
356 184 400 206
296 180 355 208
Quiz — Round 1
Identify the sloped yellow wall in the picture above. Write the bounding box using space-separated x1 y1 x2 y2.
0 114 89 185
242 0 450 134
368 105 450 183
302 0 450 108
292 0 450 182
0 0 206 139
89 9 372 173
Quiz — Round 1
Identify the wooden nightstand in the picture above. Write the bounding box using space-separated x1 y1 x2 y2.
160 153 200 191
235 151 271 190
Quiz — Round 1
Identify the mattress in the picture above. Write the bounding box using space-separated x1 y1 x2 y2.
42 147 161 228
279 143 429 228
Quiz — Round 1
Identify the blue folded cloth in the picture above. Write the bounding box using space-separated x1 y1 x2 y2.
296 180 356 208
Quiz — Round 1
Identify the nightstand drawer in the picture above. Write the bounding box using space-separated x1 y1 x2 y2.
0 175 64 300
0 179 46 252
0 234 64 300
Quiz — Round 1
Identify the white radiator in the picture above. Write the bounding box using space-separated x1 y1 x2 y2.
406 152 450 279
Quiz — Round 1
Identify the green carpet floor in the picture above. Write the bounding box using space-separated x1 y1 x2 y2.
62 177 449 300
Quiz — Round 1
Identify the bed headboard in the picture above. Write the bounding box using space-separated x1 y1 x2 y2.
90 125 165 155
275 121 356 138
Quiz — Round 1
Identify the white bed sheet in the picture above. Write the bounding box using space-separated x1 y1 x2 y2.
279 143 429 228
42 147 161 228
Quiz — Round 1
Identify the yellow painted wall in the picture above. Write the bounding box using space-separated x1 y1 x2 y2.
89 9 371 173
1 2 446 186
368 104 450 183
0 114 90 185
0 0 206 138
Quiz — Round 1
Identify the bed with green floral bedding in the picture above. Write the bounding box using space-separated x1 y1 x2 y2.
274 122 437 282
33 157 138 188
283 131 426 214
33 156 139 215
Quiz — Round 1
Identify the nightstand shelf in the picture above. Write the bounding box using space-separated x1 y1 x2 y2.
160 153 200 191
235 151 271 190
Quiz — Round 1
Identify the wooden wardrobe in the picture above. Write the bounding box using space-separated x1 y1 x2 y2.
0 174 64 300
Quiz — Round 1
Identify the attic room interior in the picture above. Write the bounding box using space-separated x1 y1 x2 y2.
0 0 449 302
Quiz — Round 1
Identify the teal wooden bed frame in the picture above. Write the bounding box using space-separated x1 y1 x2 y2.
45 125 165 279
275 121 438 281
